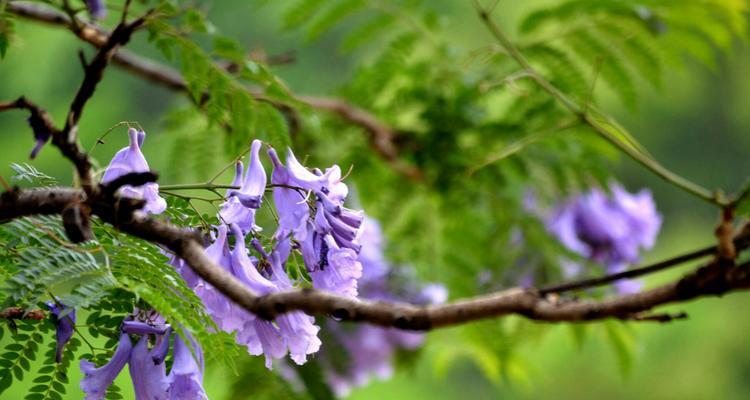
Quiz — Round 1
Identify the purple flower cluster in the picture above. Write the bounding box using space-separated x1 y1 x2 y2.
178 140 368 368
546 183 662 293
268 147 364 297
80 132 371 394
79 317 207 400
313 217 447 397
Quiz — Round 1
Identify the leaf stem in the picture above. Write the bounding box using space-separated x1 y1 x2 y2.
472 2 725 207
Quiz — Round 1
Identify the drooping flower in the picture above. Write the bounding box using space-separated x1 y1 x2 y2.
268 148 309 242
81 315 209 400
309 235 362 297
128 336 169 400
546 183 661 292
86 0 107 20
292 216 445 397
167 334 208 400
266 238 321 365
219 140 266 232
80 332 133 400
46 300 75 363
273 147 364 296
102 128 166 215
186 225 245 334
231 226 322 368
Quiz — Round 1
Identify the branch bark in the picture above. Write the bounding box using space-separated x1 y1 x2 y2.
3 186 750 331
7 2 422 180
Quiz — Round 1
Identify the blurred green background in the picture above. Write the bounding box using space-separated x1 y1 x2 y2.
2 1 750 399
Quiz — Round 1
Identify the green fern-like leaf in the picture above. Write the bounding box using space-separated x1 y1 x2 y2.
564 28 638 110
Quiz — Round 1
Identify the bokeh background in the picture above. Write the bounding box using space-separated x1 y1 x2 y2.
1 1 750 399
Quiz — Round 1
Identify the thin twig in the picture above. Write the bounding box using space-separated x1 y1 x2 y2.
472 2 725 207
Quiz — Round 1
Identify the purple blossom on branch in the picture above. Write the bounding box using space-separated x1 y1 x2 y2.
80 316 208 400
45 300 75 363
101 128 167 215
546 183 662 293
297 216 446 397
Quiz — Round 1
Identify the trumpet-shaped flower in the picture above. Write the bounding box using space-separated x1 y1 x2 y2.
220 140 266 232
46 300 75 363
102 128 166 215
167 334 208 400
80 332 133 400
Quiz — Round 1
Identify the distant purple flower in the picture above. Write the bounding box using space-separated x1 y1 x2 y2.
86 0 107 20
102 128 166 215
46 301 75 363
27 113 51 159
546 183 661 292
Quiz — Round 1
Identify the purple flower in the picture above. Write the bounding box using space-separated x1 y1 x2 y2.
309 235 362 297
82 316 209 400
546 183 661 292
152 327 172 365
265 147 364 296
167 334 207 400
122 320 169 336
128 336 169 399
268 148 309 241
291 215 446 396
196 225 245 332
229 225 276 295
267 239 321 365
219 161 257 232
86 0 107 20
220 140 266 232
46 301 75 363
80 332 133 400
27 113 51 159
102 128 166 215
357 217 389 282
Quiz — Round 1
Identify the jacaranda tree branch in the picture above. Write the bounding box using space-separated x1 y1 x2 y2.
1 185 749 330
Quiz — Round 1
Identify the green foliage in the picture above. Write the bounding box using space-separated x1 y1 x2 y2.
0 320 50 396
0 213 238 367
9 163 56 187
272 0 746 390
145 7 292 158
0 1 12 59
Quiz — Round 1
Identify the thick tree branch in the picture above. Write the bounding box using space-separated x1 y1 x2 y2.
0 307 46 320
7 2 422 180
2 186 750 331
